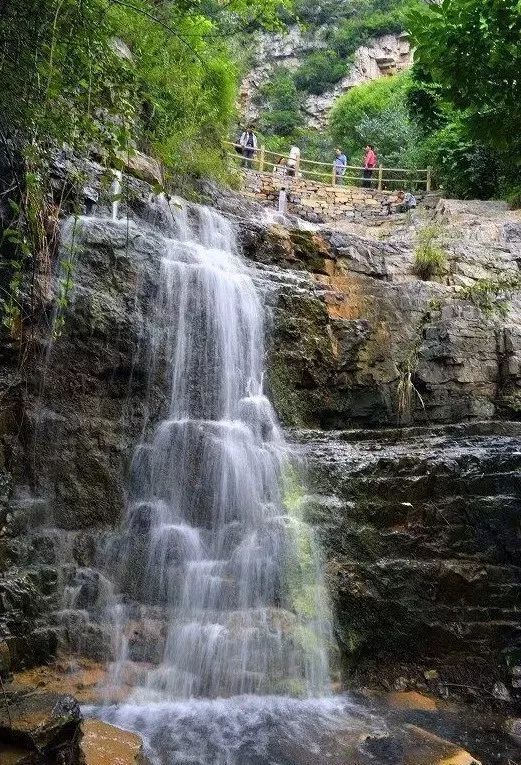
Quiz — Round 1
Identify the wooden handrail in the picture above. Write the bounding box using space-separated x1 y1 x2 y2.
225 141 429 176
225 140 432 191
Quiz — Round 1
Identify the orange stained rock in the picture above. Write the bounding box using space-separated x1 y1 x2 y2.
0 744 32 765
11 658 130 704
388 691 438 711
81 719 146 765
404 725 482 765
327 272 369 321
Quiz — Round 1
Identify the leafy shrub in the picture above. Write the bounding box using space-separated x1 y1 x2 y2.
292 0 355 25
416 120 499 200
0 0 242 181
412 226 447 280
356 99 420 169
331 9 404 58
259 69 303 136
506 186 521 210
407 0 521 201
330 72 413 163
294 50 346 95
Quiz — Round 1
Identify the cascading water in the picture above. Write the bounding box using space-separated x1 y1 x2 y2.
99 203 330 701
75 201 382 763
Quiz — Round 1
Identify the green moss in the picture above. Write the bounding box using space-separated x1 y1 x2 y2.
273 677 307 696
281 462 332 645
267 356 307 427
267 286 337 426
497 392 521 416
288 231 333 274
281 461 306 515
342 628 365 656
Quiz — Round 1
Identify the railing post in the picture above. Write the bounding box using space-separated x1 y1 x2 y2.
426 166 432 192
295 154 300 178
377 164 383 191
259 145 265 173
331 165 336 186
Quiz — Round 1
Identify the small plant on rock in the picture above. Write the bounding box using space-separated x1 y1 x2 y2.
412 225 447 280
459 274 521 318
396 298 441 422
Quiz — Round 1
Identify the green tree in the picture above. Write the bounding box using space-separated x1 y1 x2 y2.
259 69 303 136
356 98 420 167
294 50 346 95
0 0 290 338
414 119 499 200
292 0 357 25
0 0 288 175
330 73 411 161
329 0 416 59
407 0 521 158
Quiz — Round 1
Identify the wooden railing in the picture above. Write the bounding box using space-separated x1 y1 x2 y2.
226 142 432 192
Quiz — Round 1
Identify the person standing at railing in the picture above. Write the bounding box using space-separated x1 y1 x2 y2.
334 148 348 185
273 157 288 176
362 144 377 187
239 126 258 168
286 145 301 177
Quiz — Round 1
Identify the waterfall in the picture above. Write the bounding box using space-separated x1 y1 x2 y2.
74 201 373 764
278 188 288 215
99 204 331 701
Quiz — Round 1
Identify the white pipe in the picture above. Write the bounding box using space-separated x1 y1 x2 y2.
278 187 287 215
112 169 122 221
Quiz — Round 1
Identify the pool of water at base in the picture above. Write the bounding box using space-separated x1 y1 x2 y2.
84 692 520 765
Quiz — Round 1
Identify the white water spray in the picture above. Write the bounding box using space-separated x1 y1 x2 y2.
99 203 331 702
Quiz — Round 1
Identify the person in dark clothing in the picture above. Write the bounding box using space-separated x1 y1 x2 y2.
239 127 258 168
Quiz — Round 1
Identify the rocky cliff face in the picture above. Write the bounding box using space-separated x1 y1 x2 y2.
0 173 520 713
236 196 521 429
300 422 521 701
240 27 412 129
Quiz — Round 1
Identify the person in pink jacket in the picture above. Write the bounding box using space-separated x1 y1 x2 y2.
362 144 377 187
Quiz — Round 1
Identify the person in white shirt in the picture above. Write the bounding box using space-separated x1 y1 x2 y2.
239 127 258 168
333 148 348 184
286 145 300 177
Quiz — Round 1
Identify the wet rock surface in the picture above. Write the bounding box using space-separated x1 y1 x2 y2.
81 719 147 765
0 688 81 764
294 421 521 703
235 200 521 430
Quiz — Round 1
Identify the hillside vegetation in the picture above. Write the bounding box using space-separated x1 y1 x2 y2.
255 0 521 202
0 0 283 339
0 0 519 204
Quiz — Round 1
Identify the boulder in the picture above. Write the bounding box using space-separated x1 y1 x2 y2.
0 690 81 763
81 719 148 765
402 725 481 765
117 151 162 186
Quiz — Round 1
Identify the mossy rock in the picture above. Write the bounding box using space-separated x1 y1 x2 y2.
288 230 335 274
